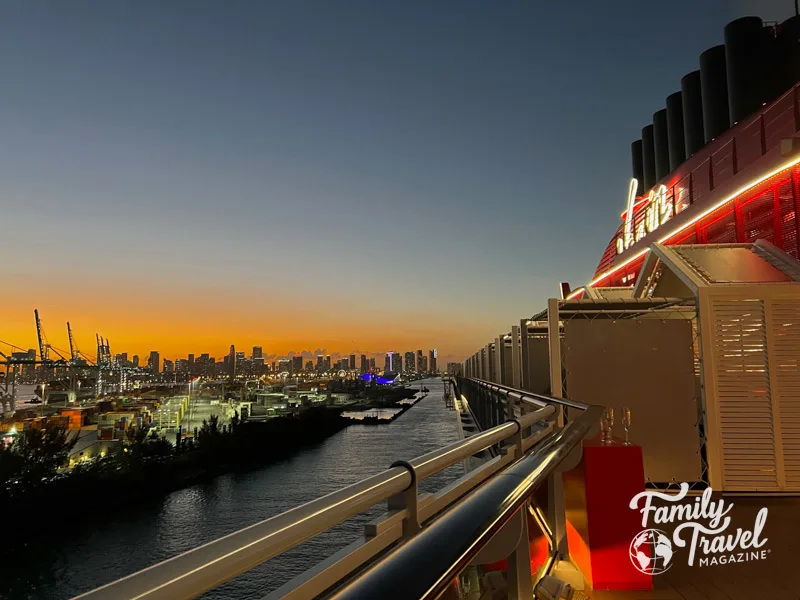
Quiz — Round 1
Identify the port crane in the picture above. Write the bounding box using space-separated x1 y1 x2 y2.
67 322 78 362
34 309 69 366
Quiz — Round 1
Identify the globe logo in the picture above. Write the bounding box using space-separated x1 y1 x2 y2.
629 529 674 575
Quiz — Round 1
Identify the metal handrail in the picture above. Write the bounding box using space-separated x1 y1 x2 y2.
466 377 591 411
331 405 604 600
75 402 556 600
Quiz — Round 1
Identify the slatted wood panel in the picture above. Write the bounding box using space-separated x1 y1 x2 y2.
710 299 779 491
770 300 800 490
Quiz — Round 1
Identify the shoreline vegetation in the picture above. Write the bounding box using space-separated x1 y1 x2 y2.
0 384 426 550
0 407 347 548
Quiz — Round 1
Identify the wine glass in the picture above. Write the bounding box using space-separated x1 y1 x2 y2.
604 407 615 444
599 414 609 444
622 406 632 446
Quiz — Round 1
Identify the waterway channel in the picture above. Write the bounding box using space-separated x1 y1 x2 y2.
1 378 461 599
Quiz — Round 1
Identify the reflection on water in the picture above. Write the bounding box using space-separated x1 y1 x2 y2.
1 378 459 600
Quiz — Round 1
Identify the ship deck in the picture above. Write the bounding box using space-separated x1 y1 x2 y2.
592 496 799 600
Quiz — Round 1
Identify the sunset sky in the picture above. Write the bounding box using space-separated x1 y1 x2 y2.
1 1 785 364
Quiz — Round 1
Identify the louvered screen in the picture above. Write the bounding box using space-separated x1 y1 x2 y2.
778 180 799 259
702 208 736 244
741 190 775 245
770 300 800 490
711 299 779 491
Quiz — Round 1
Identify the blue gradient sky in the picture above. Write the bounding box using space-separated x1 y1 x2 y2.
0 1 786 362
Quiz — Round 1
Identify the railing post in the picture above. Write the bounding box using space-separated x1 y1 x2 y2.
495 335 504 385
547 472 569 560
506 391 515 421
547 299 564 428
520 319 530 391
388 461 420 538
506 504 534 600
511 325 522 389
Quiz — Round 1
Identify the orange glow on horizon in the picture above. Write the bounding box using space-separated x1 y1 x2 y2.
2 278 477 363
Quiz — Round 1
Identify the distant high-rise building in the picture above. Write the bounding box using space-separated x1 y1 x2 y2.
419 354 428 374
148 351 160 373
188 353 195 374
338 358 349 371
405 351 415 373
429 349 437 374
228 345 237 377
349 354 356 370
132 355 140 368
360 354 368 373
237 352 251 376
278 359 291 373
305 360 313 371
317 355 324 372
163 359 174 373
253 346 263 360
384 352 402 373
292 355 303 373
324 355 332 372
197 353 208 375
369 357 376 370
417 350 423 371
176 359 188 373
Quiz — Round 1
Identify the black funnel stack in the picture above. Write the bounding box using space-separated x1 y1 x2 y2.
725 17 766 124
778 16 800 94
666 92 686 171
681 71 704 157
700 45 729 142
653 109 670 182
630 16 800 191
642 125 656 191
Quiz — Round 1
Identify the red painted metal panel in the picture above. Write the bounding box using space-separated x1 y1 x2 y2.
710 140 735 190
764 93 797 151
733 119 763 178
690 158 711 205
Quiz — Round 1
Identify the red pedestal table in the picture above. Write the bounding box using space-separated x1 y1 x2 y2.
563 435 652 591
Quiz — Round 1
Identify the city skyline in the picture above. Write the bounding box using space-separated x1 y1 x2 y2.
2 307 442 365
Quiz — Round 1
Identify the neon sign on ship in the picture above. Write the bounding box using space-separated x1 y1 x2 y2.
616 179 675 255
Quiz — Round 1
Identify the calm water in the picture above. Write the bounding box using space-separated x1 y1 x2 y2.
2 378 460 599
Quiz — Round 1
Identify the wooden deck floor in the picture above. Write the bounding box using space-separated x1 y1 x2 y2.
591 496 800 600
